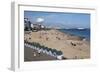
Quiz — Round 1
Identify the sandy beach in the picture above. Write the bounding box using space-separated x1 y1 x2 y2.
24 29 90 59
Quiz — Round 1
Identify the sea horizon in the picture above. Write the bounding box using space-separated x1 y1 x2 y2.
57 28 90 41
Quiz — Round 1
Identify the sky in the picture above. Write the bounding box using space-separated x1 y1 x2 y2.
24 11 90 29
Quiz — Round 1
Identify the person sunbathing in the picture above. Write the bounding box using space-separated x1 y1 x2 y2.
71 42 76 46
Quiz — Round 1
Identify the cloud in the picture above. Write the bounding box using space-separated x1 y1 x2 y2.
36 17 44 22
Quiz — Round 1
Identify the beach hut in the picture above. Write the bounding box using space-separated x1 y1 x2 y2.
42 47 45 53
56 51 63 60
51 49 58 57
31 42 34 49
38 49 41 54
44 46 48 54
37 44 42 54
33 43 39 50
45 48 51 55
32 42 37 50
49 48 54 56
40 45 45 53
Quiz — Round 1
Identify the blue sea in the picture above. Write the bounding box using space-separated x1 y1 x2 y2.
58 29 90 41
